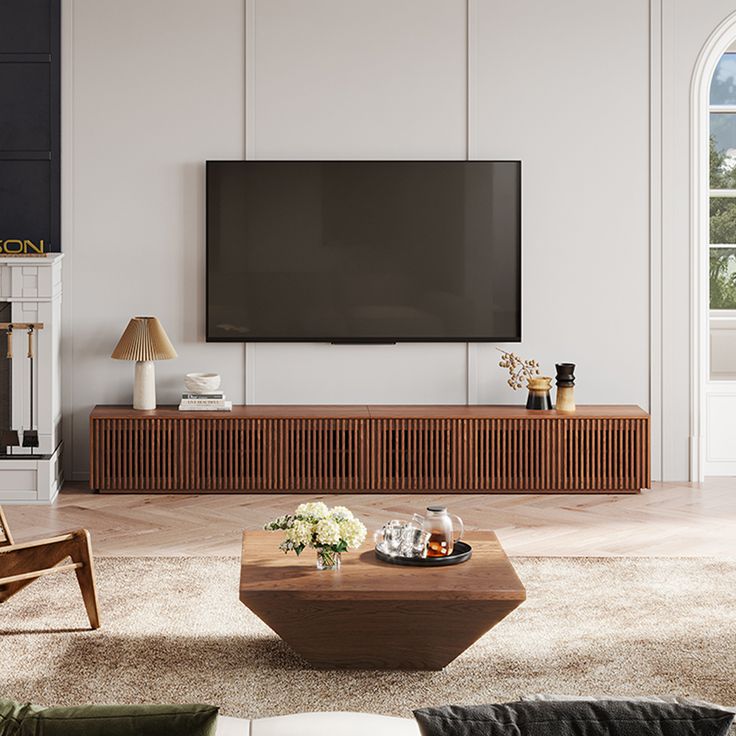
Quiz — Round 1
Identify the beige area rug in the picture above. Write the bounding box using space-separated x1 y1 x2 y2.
0 556 734 718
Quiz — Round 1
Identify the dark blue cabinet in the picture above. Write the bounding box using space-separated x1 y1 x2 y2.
0 0 60 252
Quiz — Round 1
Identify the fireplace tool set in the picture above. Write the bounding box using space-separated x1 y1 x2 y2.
0 322 43 454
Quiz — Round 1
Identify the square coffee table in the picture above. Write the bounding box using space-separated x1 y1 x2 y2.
239 530 525 670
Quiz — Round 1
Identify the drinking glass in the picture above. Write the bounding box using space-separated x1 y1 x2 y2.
376 519 405 556
400 526 430 558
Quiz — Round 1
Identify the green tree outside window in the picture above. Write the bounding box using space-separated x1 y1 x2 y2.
710 137 736 309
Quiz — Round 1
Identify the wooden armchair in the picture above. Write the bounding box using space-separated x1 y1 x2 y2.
0 506 100 629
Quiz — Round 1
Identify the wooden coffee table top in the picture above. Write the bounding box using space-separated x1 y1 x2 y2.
240 530 525 602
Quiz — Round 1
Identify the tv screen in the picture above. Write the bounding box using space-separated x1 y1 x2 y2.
206 161 521 343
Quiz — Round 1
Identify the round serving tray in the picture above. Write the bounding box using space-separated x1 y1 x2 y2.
374 540 472 567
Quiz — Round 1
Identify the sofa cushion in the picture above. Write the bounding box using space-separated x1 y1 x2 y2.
215 715 248 736
0 701 218 736
521 695 736 712
413 700 735 736
0 700 41 736
250 711 420 736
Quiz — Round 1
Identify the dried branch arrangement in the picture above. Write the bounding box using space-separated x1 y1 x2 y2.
497 349 540 390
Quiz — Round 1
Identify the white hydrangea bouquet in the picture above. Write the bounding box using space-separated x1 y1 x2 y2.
264 502 367 570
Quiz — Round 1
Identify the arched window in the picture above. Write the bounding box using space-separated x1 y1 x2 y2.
689 15 736 480
701 42 736 477
709 50 736 380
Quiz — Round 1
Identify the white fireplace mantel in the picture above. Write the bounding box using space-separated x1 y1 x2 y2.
0 254 63 503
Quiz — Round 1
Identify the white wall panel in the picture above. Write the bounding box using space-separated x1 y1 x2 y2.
248 0 469 405
251 0 467 161
250 343 468 405
471 0 650 411
65 0 246 477
660 0 736 479
705 391 736 474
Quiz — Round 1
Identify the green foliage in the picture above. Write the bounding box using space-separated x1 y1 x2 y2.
710 136 736 189
710 248 736 309
264 514 295 531
710 137 736 309
710 198 736 244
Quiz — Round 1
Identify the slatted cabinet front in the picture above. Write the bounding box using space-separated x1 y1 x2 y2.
90 406 650 493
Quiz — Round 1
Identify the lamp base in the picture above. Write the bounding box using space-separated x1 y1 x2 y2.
133 360 156 410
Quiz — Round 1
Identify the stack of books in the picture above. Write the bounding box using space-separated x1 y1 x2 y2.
178 391 232 412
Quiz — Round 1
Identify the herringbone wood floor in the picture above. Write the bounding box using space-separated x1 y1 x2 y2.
3 480 735 557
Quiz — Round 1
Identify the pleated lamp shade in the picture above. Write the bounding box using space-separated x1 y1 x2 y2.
111 317 177 361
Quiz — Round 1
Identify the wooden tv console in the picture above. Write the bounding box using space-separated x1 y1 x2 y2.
89 404 650 494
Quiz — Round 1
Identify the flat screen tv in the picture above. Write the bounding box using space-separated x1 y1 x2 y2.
206 160 521 343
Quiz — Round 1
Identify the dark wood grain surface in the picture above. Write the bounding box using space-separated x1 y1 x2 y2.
239 530 525 669
240 530 525 601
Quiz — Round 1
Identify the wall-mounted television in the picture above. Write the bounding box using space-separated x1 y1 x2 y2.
206 160 521 343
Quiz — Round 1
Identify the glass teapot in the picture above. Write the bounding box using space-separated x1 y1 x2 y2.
416 506 464 557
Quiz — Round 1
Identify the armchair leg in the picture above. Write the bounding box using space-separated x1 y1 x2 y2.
70 530 100 629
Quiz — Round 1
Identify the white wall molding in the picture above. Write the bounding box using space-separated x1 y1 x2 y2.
465 343 479 404
466 0 478 161
649 0 663 481
244 0 257 404
245 0 256 161
60 0 78 479
245 343 257 404
465 0 480 405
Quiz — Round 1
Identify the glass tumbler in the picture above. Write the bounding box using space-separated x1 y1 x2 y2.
376 520 405 556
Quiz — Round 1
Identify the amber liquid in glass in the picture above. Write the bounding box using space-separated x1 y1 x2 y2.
426 533 452 557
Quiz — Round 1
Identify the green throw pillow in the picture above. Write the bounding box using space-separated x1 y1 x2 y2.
0 700 41 736
0 700 218 736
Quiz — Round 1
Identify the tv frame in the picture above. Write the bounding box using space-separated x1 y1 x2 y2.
205 159 522 344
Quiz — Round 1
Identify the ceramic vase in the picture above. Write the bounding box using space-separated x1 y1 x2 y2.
526 376 553 410
133 360 156 410
555 363 576 412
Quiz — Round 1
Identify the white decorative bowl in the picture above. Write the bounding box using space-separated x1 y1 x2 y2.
184 372 221 393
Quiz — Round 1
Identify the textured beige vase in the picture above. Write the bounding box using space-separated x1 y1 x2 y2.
556 385 576 412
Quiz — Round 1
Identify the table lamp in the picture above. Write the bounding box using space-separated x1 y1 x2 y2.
111 316 177 410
